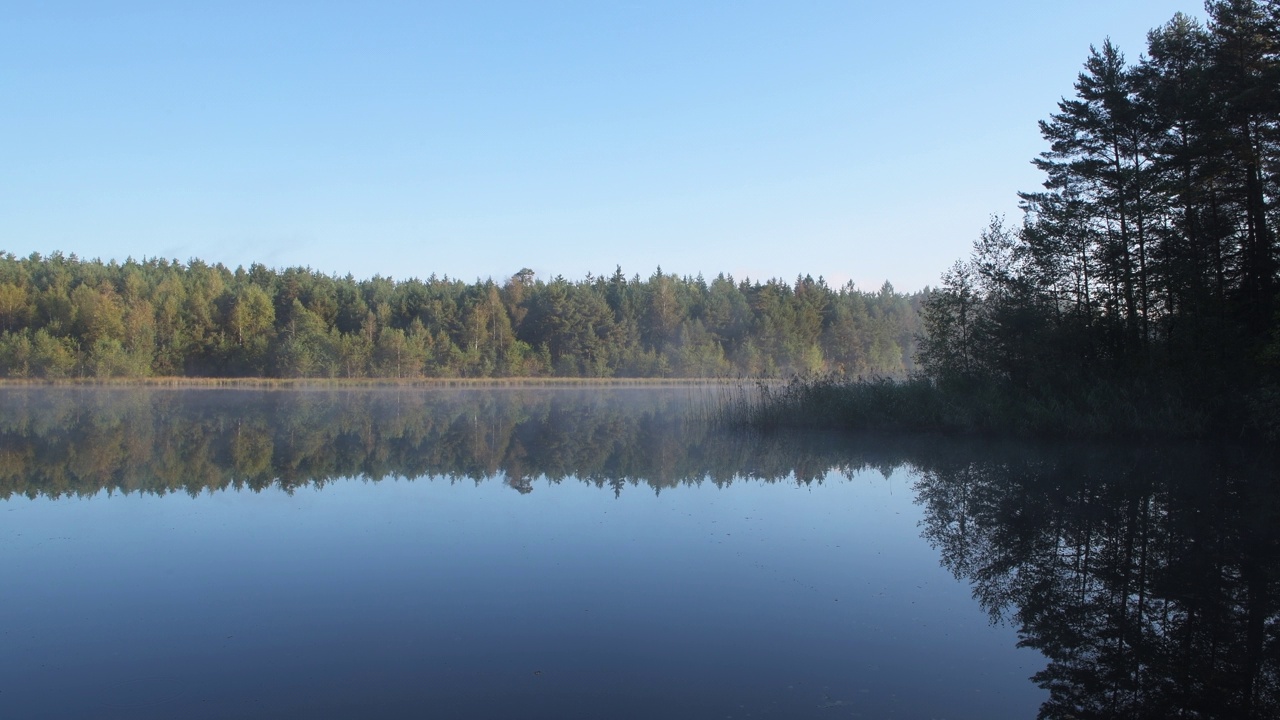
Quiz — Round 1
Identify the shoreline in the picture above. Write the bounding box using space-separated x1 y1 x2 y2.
0 376 759 389
715 375 1278 445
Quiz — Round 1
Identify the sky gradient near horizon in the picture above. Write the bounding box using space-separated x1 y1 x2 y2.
2 1 1208 291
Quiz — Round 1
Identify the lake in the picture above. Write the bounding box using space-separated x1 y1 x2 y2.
0 388 1275 719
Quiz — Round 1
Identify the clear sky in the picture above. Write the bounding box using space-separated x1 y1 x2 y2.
2 1 1208 291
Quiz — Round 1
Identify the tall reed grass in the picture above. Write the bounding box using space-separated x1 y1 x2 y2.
712 374 1233 441
0 376 749 389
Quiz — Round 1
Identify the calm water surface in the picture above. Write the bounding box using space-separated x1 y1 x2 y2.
0 388 1275 719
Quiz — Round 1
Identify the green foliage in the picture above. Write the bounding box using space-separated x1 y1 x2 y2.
277 299 335 378
909 2 1280 439
228 284 275 375
0 331 32 378
0 282 32 332
0 253 923 380
30 328 77 379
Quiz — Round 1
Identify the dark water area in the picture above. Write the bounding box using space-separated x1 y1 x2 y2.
0 388 1276 719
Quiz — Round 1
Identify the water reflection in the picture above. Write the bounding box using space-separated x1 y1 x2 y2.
918 444 1280 719
0 387 907 498
1 388 1276 718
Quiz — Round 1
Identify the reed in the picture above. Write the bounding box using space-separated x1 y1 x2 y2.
0 376 750 390
712 374 1238 441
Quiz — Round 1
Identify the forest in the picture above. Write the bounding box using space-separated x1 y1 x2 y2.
741 1 1280 440
919 2 1280 429
0 252 920 380
4 1 1277 443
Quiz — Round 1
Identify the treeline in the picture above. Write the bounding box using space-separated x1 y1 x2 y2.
0 252 920 379
917 2 1280 436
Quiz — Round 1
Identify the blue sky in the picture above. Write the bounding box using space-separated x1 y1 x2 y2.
2 1 1206 290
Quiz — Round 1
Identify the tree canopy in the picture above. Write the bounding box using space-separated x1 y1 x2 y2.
918 1 1280 436
0 253 922 380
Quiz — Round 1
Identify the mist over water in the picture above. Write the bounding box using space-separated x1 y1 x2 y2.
0 388 1274 718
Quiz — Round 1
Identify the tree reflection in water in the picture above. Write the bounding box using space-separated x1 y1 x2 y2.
917 444 1279 719
0 387 897 498
1 387 1275 717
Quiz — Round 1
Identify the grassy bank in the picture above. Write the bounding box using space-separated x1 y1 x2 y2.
715 375 1275 442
